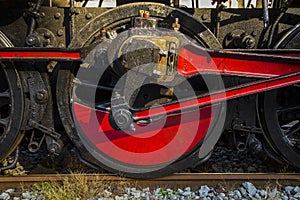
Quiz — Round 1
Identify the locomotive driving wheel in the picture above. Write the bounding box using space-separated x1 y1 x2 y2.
259 87 300 167
57 3 225 178
0 31 24 162
259 26 300 168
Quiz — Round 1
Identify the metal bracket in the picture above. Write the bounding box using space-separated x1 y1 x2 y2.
28 120 61 139
233 124 262 134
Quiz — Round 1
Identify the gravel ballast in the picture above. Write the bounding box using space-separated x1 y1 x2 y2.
1 182 300 200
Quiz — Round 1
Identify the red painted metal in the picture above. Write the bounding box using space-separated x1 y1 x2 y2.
177 45 300 78
0 49 81 61
72 47 300 166
134 72 300 121
131 47 300 121
73 102 215 165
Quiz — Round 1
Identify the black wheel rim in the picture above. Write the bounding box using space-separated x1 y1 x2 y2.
0 32 24 161
259 25 300 168
260 87 300 167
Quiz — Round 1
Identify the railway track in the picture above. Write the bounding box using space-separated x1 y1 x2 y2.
0 173 299 188
0 173 299 199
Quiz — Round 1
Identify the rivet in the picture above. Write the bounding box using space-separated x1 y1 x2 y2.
139 10 144 17
86 13 92 20
201 14 207 20
101 29 107 38
54 12 61 19
57 29 64 37
251 30 258 37
143 11 150 18
44 31 51 39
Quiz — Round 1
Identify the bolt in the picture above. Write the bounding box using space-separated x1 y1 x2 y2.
57 29 64 37
44 31 51 39
143 11 150 18
100 29 107 38
243 36 255 49
139 10 144 17
26 35 39 47
251 30 258 37
27 37 35 45
36 89 48 102
172 18 180 31
86 13 92 20
45 39 51 46
36 93 44 100
201 14 208 20
40 12 45 18
49 147 57 154
246 38 254 46
54 12 61 19
48 143 60 155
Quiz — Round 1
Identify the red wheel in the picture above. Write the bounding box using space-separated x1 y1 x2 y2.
57 3 225 178
73 102 215 166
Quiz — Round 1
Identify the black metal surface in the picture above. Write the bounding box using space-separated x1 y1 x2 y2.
0 6 299 49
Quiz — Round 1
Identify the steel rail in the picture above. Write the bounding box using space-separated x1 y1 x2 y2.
0 173 299 193
0 173 299 184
